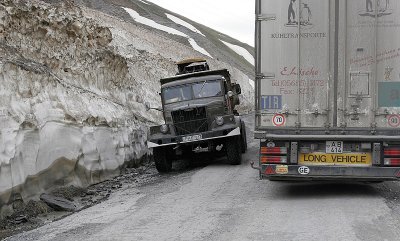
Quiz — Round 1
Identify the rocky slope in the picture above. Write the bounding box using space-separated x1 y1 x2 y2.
0 0 254 216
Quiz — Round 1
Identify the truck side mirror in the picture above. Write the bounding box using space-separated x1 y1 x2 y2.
234 84 241 94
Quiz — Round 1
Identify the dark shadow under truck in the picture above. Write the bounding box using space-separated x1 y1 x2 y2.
147 59 247 173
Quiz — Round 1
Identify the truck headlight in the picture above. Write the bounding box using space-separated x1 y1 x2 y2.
160 124 169 134
215 116 224 126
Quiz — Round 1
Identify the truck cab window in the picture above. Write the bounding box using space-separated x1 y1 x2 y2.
163 85 192 104
193 80 222 98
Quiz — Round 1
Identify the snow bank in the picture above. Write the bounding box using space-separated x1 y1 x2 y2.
187 39 211 59
166 14 205 37
123 7 186 37
137 0 150 5
123 7 212 58
0 1 154 215
249 79 255 88
220 40 254 66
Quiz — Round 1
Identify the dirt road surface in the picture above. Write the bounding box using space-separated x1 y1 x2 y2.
7 115 400 241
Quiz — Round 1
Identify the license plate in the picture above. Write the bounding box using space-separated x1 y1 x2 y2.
326 141 343 154
182 134 203 142
299 153 372 166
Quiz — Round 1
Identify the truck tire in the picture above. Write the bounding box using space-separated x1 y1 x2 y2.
226 136 242 165
153 147 172 173
240 121 248 153
189 153 206 168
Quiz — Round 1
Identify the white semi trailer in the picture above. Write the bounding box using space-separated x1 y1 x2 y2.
253 0 400 181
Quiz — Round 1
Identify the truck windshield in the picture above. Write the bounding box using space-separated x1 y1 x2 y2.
163 85 192 104
193 80 222 99
163 79 222 104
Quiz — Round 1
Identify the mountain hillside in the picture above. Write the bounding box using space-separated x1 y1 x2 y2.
0 0 254 215
55 0 255 76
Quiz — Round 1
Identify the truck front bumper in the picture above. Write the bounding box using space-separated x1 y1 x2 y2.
260 164 400 181
148 127 240 148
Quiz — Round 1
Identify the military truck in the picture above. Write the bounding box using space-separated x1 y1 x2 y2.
147 59 247 173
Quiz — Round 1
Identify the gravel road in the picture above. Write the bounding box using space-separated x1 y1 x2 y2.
7 115 400 241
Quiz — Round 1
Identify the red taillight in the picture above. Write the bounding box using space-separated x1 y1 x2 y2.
383 147 400 166
384 158 400 166
384 148 400 156
261 156 287 164
260 147 287 155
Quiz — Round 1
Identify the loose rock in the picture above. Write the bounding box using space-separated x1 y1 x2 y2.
13 215 28 225
40 194 77 212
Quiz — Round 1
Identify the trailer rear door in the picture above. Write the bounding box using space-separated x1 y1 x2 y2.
256 0 400 134
256 0 333 130
338 0 400 130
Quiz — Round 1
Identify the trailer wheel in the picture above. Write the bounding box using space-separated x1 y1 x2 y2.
226 136 242 165
240 120 248 153
153 147 173 173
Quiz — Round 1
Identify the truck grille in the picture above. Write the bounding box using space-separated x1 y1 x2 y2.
172 107 208 135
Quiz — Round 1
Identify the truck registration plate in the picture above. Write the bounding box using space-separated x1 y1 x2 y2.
326 141 343 154
182 134 203 142
299 153 372 166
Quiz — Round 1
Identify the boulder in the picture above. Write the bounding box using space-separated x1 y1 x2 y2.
39 194 76 212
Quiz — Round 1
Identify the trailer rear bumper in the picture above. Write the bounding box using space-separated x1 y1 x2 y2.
260 164 400 181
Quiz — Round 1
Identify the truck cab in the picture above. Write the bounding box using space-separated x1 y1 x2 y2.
148 59 247 173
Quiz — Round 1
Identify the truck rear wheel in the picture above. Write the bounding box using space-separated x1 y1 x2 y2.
240 121 248 153
153 147 173 173
226 136 242 165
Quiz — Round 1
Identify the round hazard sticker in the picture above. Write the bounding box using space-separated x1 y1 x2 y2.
272 114 286 127
388 114 400 128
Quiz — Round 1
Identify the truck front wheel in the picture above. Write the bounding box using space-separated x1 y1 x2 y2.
226 136 242 165
153 147 173 173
